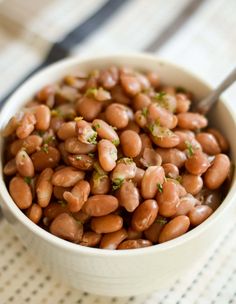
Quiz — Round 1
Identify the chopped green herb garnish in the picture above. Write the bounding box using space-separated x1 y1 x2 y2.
51 109 62 117
185 140 194 157
156 217 168 225
87 132 97 144
155 91 166 101
44 135 56 145
57 200 67 207
85 87 98 97
88 153 95 158
112 138 120 146
76 155 82 160
36 130 45 137
24 177 32 185
141 107 148 117
112 178 124 191
41 145 49 153
74 116 83 122
176 86 186 93
157 183 163 193
112 126 117 131
93 123 101 130
176 175 182 183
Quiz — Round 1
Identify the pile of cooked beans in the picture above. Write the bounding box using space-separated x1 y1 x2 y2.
2 65 232 250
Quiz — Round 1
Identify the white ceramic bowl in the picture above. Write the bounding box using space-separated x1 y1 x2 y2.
0 54 236 297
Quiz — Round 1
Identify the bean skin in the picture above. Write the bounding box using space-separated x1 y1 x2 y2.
15 150 34 177
36 168 53 208
177 112 208 130
80 231 102 247
195 132 221 155
76 120 97 145
117 181 140 212
2 116 19 137
144 219 165 243
207 128 229 152
100 228 128 249
31 146 60 171
146 71 160 88
202 189 222 211
91 214 123 233
3 158 17 176
65 137 96 154
82 195 119 217
50 116 64 133
43 202 70 221
185 150 210 175
26 204 42 224
158 215 190 243
57 121 76 140
188 205 213 226
174 130 195 150
10 135 43 156
120 74 141 96
147 103 177 129
99 66 119 89
90 171 110 195
162 163 179 179
204 154 230 189
150 129 180 148
68 154 94 171
134 110 147 128
16 113 36 139
98 139 117 172
35 105 51 131
63 180 90 213
131 199 158 232
123 120 140 134
118 239 152 250
105 103 129 129
52 167 85 187
120 130 142 158
141 166 165 199
127 227 143 240
156 148 187 168
132 93 151 111
53 186 71 200
110 85 130 105
174 194 199 216
9 176 32 209
92 119 119 144
157 181 180 217
175 93 190 113
50 213 83 243
181 174 203 195
76 96 102 121
132 167 145 187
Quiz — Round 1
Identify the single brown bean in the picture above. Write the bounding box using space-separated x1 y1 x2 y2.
31 146 60 171
132 167 145 187
26 204 42 224
80 231 102 247
147 103 177 129
207 128 229 152
2 116 19 137
58 142 70 165
159 215 190 243
68 154 94 171
50 116 64 132
177 112 208 130
36 84 55 102
98 139 117 172
50 213 83 243
157 181 180 217
16 112 36 139
174 194 199 216
76 96 102 121
118 239 152 250
100 228 128 249
3 158 17 176
127 227 143 240
53 186 71 200
110 85 130 105
141 166 165 199
131 199 158 232
36 168 53 207
195 132 221 155
134 110 147 128
144 218 166 243
150 129 180 148
65 137 96 154
34 105 51 131
146 71 160 88
188 205 213 226
10 135 43 155
202 190 222 211
99 66 119 89
132 93 151 111
9 176 32 209
15 150 34 177
92 119 119 145
105 103 129 129
120 130 142 158
181 174 203 195
76 119 97 144
204 154 230 190
91 214 123 233
136 73 151 90
43 202 70 221
185 150 210 175
174 130 195 150
63 180 90 213
175 93 191 113
123 120 140 134
82 195 118 216
90 170 110 195
57 121 76 140
162 163 179 179
120 74 141 96
117 181 140 212
156 148 187 168
52 167 85 187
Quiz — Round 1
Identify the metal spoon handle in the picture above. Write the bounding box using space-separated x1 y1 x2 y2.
196 67 236 114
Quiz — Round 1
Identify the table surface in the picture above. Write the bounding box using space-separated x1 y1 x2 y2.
0 0 236 303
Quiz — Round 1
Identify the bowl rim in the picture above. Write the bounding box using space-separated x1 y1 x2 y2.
0 52 236 257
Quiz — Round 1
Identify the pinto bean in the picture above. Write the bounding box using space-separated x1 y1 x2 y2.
131 199 158 231
177 112 208 130
3 158 17 176
175 93 191 113
9 176 32 209
132 167 145 187
76 120 97 145
174 130 195 150
174 194 199 216
147 103 177 129
65 137 96 154
16 113 36 139
146 71 160 88
90 170 110 195
80 231 102 247
162 163 179 179
57 121 76 140
156 148 187 168
82 195 118 216
36 168 53 207
31 146 60 171
63 180 90 213
10 135 43 156
35 105 51 131
43 202 70 221
50 116 64 132
99 66 119 89
141 166 165 199
15 150 34 177
53 186 71 200
134 110 147 128
100 228 128 249
185 150 210 175
157 180 180 217
188 205 213 226
195 132 221 155
91 214 123 233
26 204 42 224
98 139 117 172
123 120 141 134
202 190 222 211
105 103 129 129
207 128 229 152
204 154 230 189
68 154 94 171
150 129 180 148
92 119 119 145
117 181 140 212
140 148 162 168
50 213 83 243
120 130 142 158
36 85 55 102
127 227 143 240
2 117 19 137
132 93 151 111
181 174 203 195
120 74 141 96
76 96 102 121
118 239 152 249
144 218 166 243
52 167 85 187
110 85 130 105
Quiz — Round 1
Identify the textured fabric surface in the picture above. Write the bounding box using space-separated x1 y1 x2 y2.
0 0 236 303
